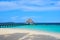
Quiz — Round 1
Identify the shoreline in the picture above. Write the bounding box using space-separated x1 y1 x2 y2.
0 28 60 39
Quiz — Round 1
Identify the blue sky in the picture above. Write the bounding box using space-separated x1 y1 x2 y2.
0 0 60 23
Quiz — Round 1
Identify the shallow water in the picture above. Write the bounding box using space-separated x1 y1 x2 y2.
1 25 60 33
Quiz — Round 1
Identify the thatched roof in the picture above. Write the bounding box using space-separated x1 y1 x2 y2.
26 18 34 24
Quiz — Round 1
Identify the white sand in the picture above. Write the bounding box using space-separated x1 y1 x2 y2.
0 28 60 39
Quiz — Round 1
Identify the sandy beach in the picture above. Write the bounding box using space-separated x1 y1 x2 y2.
0 28 60 40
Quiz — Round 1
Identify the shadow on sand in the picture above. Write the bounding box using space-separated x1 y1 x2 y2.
0 33 60 40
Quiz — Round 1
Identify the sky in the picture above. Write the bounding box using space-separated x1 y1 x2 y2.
0 0 60 23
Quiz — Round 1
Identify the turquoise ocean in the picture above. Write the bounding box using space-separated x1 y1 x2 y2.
1 25 60 33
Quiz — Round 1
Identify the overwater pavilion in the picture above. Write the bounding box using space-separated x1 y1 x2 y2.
26 18 34 24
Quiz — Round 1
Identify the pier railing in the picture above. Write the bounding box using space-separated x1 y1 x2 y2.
0 23 26 28
0 23 60 28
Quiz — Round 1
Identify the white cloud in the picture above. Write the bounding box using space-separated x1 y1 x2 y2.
10 16 19 21
0 0 60 11
21 16 42 20
0 2 20 11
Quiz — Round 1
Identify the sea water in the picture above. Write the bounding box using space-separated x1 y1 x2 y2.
1 25 60 33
